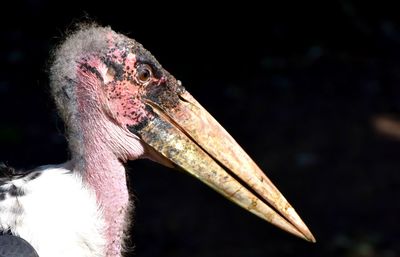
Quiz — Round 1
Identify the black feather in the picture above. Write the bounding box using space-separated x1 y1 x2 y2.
0 234 39 257
0 163 26 184
0 163 42 186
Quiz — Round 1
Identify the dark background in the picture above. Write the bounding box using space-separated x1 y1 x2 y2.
1 1 400 256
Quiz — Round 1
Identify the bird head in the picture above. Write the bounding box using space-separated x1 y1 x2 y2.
50 24 315 242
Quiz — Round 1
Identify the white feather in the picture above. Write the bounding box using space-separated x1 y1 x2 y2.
0 164 106 257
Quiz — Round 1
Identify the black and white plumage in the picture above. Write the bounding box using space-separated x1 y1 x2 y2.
0 24 315 257
0 163 105 257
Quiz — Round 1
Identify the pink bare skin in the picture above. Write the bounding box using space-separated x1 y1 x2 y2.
75 55 143 256
50 26 180 256
75 50 169 256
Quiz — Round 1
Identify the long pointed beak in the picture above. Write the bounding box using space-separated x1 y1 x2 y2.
133 90 315 242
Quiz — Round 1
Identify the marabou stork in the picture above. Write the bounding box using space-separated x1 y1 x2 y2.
0 25 315 257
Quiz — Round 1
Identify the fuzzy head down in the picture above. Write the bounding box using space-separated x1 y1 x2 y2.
49 24 185 160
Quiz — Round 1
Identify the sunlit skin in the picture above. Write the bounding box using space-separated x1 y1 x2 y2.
57 25 316 255
0 24 315 257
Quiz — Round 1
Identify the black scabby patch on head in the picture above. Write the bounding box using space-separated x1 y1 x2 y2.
127 119 148 136
126 104 156 135
81 63 103 81
102 57 125 81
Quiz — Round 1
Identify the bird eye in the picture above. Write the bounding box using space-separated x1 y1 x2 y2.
136 64 152 83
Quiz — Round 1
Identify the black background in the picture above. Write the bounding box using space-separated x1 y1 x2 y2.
1 1 400 256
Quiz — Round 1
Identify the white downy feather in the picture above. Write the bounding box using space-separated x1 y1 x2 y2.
0 164 106 257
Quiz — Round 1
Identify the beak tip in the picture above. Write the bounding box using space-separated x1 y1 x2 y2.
298 223 316 243
300 226 316 243
284 206 316 243
307 234 317 243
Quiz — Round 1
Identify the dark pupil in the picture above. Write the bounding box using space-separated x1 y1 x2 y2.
139 68 150 81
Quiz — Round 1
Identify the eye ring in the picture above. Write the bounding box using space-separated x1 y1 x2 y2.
136 64 153 83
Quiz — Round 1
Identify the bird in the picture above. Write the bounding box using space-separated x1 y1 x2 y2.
0 24 315 257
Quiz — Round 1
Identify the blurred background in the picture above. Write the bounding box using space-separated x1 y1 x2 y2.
1 1 400 256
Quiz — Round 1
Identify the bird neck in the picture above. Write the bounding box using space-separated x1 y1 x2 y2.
70 116 131 257
84 150 129 257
